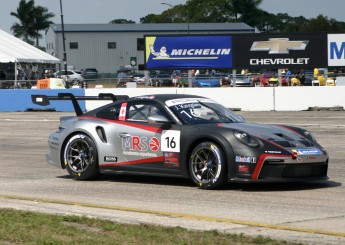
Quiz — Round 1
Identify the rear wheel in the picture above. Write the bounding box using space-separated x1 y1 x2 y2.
63 134 99 180
189 142 227 189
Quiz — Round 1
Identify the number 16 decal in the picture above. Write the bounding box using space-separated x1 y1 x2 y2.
161 130 180 152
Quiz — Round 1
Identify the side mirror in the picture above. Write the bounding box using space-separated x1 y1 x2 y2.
147 115 171 125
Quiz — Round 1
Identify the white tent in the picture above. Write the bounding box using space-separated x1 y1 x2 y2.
0 28 60 87
0 28 59 64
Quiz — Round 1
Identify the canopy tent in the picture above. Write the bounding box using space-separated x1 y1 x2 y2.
0 28 59 64
0 28 60 87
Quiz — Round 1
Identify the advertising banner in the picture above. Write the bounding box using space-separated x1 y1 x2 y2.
145 35 232 69
328 34 345 67
233 33 327 69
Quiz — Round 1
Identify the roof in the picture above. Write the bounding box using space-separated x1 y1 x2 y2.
0 28 60 64
49 23 255 33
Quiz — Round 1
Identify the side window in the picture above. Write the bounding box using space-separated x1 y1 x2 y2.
96 104 121 120
127 102 171 122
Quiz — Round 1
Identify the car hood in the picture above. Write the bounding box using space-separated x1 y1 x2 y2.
221 122 317 149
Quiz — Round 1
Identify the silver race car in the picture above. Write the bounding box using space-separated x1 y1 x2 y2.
32 93 329 189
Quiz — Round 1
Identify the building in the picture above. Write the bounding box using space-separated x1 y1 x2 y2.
45 23 254 75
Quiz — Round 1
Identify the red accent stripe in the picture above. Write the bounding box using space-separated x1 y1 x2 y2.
100 156 164 167
276 125 306 138
251 154 291 180
79 115 163 133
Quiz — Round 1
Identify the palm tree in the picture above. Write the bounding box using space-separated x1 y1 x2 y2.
32 6 55 46
10 0 36 44
10 0 55 47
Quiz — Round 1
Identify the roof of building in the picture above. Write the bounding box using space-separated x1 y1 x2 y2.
49 23 254 33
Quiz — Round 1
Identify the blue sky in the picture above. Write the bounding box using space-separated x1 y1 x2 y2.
1 0 344 34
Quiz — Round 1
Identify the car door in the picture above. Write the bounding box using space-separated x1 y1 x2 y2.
108 100 182 174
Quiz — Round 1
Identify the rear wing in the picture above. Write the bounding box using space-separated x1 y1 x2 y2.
31 93 129 116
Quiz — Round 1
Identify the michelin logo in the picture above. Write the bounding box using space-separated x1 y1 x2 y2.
150 44 170 58
149 44 231 60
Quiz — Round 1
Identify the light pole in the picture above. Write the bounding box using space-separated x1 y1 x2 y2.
59 0 67 78
160 2 189 34
161 2 174 23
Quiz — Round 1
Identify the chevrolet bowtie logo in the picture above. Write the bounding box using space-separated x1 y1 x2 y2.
250 38 309 54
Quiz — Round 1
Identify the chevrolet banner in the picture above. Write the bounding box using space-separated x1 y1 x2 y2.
232 33 327 69
145 35 232 69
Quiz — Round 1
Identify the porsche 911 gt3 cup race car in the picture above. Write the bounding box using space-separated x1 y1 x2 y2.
32 93 329 189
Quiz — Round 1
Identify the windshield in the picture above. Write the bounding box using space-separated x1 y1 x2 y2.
166 98 245 124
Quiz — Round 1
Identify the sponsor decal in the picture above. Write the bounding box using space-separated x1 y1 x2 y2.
122 136 160 154
250 58 310 65
145 35 232 69
149 137 160 151
119 102 127 121
264 150 282 154
165 98 215 107
233 34 327 69
235 156 257 163
238 164 250 174
249 38 310 65
161 130 181 152
122 136 159 151
291 149 322 155
104 156 118 162
163 152 180 167
328 34 345 66
135 96 155 100
250 38 308 54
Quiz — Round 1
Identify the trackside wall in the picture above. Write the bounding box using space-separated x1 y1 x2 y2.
0 87 343 112
0 89 85 112
84 87 345 111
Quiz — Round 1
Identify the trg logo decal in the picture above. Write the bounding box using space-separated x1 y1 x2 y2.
250 38 309 54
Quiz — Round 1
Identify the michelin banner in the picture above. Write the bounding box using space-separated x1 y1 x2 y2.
145 35 232 69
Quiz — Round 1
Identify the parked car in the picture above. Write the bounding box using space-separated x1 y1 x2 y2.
150 74 173 87
177 73 189 87
213 73 230 86
131 73 145 85
192 76 221 87
231 75 254 87
82 68 98 80
54 70 84 87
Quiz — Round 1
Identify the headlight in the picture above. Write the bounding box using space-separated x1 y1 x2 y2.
303 130 317 142
234 130 260 148
56 126 65 133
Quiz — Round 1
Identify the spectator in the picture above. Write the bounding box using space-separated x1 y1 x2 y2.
0 70 6 80
314 67 319 79
285 68 292 86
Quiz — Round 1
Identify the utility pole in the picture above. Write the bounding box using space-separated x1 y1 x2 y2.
59 0 67 78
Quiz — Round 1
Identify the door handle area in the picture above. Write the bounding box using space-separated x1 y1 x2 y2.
119 133 131 138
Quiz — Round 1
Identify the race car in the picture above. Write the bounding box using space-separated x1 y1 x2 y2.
32 93 329 189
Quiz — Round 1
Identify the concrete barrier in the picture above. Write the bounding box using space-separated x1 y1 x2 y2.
85 87 345 111
0 87 343 112
0 89 85 112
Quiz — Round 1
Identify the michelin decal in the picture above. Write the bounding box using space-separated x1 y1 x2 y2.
145 35 232 69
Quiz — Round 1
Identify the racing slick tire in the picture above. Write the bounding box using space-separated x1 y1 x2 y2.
189 142 227 189
63 133 99 180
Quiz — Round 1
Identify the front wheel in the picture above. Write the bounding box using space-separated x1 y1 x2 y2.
189 142 227 189
63 134 99 180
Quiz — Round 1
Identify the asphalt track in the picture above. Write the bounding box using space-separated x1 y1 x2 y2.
0 111 344 244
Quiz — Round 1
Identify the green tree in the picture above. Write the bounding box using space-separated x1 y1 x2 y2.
10 0 54 47
110 19 135 24
10 0 36 44
32 6 55 47
138 0 345 32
